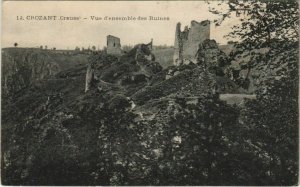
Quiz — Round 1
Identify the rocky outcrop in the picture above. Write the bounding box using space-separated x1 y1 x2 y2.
84 40 162 94
2 48 89 97
132 64 238 105
2 48 59 96
195 39 230 76
134 39 160 77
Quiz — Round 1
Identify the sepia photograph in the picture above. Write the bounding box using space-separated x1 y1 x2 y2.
1 0 299 185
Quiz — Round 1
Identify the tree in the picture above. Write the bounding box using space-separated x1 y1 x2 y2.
239 52 298 184
209 0 299 185
211 0 298 48
210 0 299 85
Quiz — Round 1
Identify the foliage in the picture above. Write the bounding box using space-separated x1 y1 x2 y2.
239 63 298 185
210 0 299 88
211 0 298 49
210 0 299 184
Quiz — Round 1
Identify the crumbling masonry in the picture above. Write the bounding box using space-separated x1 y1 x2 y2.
173 20 210 65
107 35 122 55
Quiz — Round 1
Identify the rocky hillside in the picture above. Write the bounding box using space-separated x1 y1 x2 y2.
2 48 89 97
1 45 239 185
2 37 297 185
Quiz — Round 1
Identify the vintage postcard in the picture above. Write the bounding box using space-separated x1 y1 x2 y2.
1 0 299 185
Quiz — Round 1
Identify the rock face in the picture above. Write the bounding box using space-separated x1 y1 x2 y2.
173 20 210 65
132 65 238 105
84 40 162 93
132 66 217 105
2 48 89 97
2 48 59 96
134 39 161 77
107 35 122 55
196 39 229 76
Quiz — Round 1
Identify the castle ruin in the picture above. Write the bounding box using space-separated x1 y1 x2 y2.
107 35 122 55
173 20 210 65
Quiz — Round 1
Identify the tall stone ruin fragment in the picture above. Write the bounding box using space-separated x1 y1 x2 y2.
107 35 122 55
173 20 210 65
85 63 95 92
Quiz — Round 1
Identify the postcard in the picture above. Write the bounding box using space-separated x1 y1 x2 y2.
2 0 299 185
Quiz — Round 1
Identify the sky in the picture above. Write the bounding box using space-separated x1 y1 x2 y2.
2 1 239 49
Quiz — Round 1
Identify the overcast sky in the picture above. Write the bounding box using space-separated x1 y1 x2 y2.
2 1 239 49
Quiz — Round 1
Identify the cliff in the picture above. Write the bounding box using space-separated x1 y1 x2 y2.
2 48 89 97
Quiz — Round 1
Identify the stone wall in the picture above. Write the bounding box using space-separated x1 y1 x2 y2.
173 20 210 65
107 35 122 55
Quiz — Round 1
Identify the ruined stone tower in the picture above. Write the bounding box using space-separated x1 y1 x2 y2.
107 35 122 55
173 23 184 65
173 20 210 65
